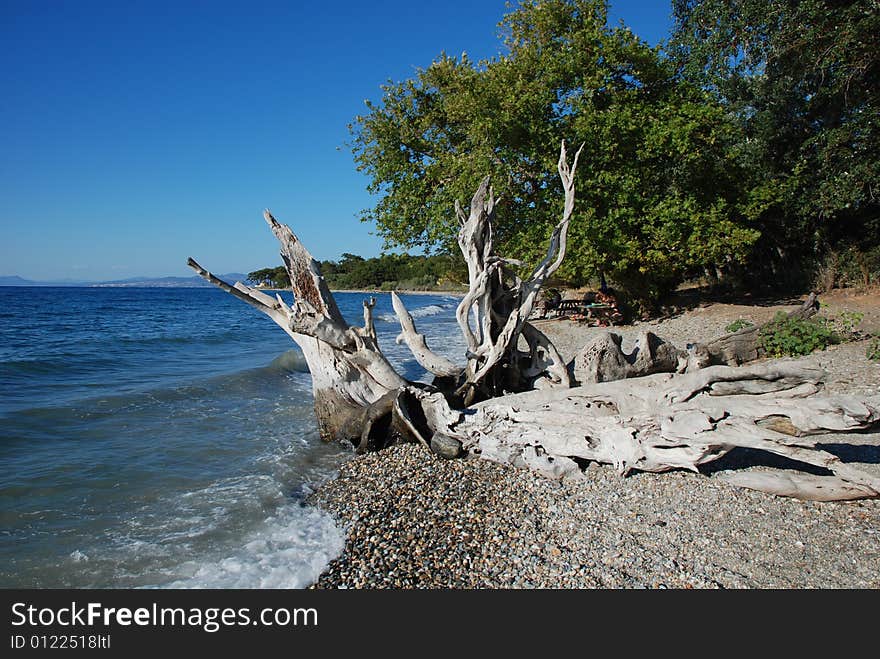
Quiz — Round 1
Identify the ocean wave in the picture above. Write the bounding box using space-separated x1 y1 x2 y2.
118 331 242 347
159 503 344 588
32 469 346 588
266 350 310 374
3 351 312 424
0 356 121 377
376 303 450 324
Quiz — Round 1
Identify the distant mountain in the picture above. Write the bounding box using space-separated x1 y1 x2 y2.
0 275 88 287
90 273 250 288
0 275 35 286
0 273 250 288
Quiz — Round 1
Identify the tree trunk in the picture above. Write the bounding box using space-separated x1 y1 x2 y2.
437 359 880 500
189 212 406 440
700 292 820 366
570 292 822 384
188 143 880 501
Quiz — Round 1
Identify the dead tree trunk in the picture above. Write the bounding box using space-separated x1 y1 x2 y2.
189 212 406 441
570 292 822 384
699 292 820 366
190 143 582 444
402 141 583 405
442 360 880 501
188 143 880 501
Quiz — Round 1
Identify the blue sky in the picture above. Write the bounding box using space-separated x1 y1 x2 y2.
1 1 673 281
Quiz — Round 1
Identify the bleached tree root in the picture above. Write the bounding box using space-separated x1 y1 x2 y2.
570 292 823 384
188 144 879 502
569 330 689 384
438 359 880 500
189 211 406 439
452 141 582 402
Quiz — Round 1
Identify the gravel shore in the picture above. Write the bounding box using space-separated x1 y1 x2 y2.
307 290 880 588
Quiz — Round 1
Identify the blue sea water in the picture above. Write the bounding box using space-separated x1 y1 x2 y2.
0 286 463 587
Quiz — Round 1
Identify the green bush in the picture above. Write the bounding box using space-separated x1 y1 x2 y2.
826 311 864 340
868 336 880 362
759 312 838 357
725 318 754 333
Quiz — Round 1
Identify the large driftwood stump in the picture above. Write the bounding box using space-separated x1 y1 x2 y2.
439 359 880 501
188 213 406 440
570 293 822 384
190 142 584 440
569 331 689 384
189 142 880 501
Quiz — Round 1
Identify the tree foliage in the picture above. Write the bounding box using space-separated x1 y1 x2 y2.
319 252 464 291
351 0 763 307
670 0 880 284
247 266 289 288
251 254 464 291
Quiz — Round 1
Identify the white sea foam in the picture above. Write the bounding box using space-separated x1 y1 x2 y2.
162 503 345 589
377 303 449 323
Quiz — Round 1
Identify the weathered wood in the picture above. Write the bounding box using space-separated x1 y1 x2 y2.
520 321 571 389
391 291 462 378
700 292 820 365
188 145 880 502
454 141 583 400
570 293 823 384
713 472 879 501
569 331 687 385
189 211 406 439
436 359 880 500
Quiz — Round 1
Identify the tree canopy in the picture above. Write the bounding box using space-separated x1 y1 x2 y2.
348 0 879 306
350 0 767 307
250 254 464 291
670 0 880 289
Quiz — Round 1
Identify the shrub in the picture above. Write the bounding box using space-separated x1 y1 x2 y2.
759 312 838 357
725 318 754 333
868 336 880 362
826 311 864 340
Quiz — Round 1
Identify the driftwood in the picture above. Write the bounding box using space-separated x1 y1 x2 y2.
570 293 822 384
446 142 583 404
189 212 406 440
436 360 880 501
699 292 820 365
189 142 880 501
570 331 690 385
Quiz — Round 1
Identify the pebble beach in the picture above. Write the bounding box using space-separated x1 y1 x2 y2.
307 290 880 588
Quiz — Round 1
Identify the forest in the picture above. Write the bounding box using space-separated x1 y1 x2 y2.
247 253 465 291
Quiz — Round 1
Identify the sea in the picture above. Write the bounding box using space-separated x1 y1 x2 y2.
0 286 464 588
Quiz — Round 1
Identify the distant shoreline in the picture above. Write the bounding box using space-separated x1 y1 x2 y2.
257 287 466 297
333 288 465 297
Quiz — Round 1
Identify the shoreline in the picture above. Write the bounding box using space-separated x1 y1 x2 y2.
257 287 466 296
306 289 880 588
332 288 466 296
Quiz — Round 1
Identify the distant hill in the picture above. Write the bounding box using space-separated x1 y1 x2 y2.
0 275 88 287
90 273 250 288
0 273 250 288
0 275 37 286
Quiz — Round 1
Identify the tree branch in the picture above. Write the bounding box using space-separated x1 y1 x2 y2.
391 291 462 378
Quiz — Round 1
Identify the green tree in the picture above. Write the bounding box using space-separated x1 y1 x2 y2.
247 266 289 288
351 0 762 308
314 252 463 291
670 0 880 285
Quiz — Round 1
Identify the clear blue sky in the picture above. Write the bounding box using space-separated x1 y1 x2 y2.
1 1 673 281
